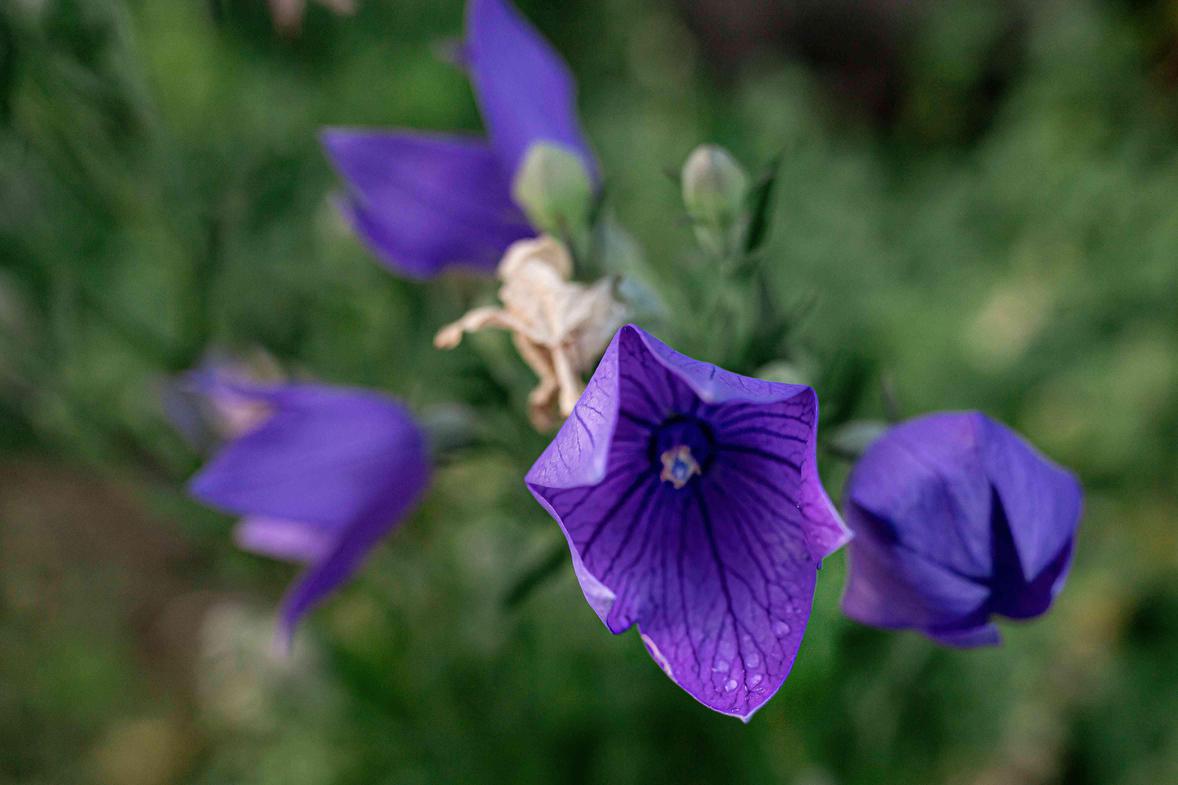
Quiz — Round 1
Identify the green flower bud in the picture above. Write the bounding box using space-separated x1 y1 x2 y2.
753 360 811 387
826 419 890 459
680 144 749 256
682 145 748 223
512 142 594 243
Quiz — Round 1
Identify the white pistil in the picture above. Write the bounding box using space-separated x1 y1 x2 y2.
660 445 701 489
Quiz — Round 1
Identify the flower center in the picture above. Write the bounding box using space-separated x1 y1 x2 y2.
650 415 714 489
660 445 701 489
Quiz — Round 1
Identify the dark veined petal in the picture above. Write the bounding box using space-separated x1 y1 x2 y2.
465 0 595 179
526 325 848 720
190 383 430 641
840 411 1081 647
321 129 532 277
646 334 852 561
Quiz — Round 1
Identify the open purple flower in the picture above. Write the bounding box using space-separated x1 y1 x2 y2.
526 325 850 720
840 411 1082 647
321 0 594 278
186 373 430 644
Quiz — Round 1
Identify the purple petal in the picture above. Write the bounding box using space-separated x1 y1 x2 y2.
977 415 1083 593
275 489 426 645
840 502 994 639
234 516 335 563
527 325 847 720
842 413 994 581
465 0 595 179
190 384 422 526
990 519 1075 620
929 621 1002 648
321 130 532 277
189 383 430 638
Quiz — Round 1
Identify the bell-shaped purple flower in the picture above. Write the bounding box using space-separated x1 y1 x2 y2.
840 411 1082 647
526 325 850 720
186 374 430 644
321 0 594 278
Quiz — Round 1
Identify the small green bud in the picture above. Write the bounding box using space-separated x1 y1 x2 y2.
753 360 811 387
681 144 749 255
512 142 594 242
827 420 890 459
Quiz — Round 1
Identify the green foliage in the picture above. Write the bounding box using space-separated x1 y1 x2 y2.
2 0 1177 783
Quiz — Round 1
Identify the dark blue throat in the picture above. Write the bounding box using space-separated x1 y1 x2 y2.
649 415 715 489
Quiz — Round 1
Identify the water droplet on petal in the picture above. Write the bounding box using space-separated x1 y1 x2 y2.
713 660 730 673
750 674 763 687
744 652 761 668
724 679 738 693
772 621 792 637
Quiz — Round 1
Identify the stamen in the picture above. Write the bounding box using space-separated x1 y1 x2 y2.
660 445 701 489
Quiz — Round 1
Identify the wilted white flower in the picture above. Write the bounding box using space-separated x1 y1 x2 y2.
435 235 627 430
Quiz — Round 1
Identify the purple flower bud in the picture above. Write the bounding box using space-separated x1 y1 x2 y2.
840 411 1082 647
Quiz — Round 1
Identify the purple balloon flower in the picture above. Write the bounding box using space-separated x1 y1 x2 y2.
526 325 850 720
187 374 430 644
840 411 1082 647
321 0 594 278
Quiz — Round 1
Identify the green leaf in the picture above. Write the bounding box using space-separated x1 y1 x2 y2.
502 539 569 609
825 419 890 461
743 156 781 255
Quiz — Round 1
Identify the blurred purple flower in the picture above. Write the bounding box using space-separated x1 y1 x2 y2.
185 370 430 644
321 0 594 278
840 411 1082 647
526 325 850 720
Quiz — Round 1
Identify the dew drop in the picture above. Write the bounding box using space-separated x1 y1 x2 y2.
772 621 792 637
713 660 730 673
744 652 761 669
750 674 763 687
724 679 738 693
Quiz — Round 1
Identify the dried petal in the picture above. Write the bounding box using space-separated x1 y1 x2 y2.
436 236 626 430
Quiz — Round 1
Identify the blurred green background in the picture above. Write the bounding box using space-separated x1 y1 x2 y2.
2 0 1177 783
